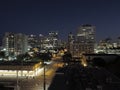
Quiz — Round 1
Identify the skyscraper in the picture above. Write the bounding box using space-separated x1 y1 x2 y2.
69 24 96 57
3 32 28 58
68 32 75 53
48 31 59 49
28 34 38 49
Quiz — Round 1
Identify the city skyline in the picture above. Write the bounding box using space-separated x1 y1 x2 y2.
0 0 120 41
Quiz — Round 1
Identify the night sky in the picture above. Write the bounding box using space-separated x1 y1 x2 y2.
0 0 120 41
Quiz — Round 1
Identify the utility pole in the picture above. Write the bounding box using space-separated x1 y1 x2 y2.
16 70 19 90
43 63 46 90
42 52 49 90
42 53 46 90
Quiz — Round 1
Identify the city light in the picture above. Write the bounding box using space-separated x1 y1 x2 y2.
0 66 44 77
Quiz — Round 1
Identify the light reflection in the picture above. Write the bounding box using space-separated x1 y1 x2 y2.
0 66 44 77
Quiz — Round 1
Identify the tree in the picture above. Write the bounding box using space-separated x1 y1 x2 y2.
17 53 31 61
62 51 72 65
0 51 5 58
92 57 106 67
38 52 52 62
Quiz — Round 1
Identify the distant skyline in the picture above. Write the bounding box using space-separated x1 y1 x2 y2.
0 0 120 41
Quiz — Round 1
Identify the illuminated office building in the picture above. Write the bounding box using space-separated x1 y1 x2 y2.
40 31 59 50
117 37 120 47
69 24 96 56
48 31 59 48
28 34 38 49
68 32 75 53
3 32 28 57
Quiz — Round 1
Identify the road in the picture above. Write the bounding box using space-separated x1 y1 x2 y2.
1 56 120 90
0 58 63 90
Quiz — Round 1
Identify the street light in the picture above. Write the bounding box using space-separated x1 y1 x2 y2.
16 70 19 90
41 52 50 90
43 62 46 90
42 53 47 90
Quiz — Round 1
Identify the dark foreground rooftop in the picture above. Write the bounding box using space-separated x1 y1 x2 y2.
48 64 120 90
0 84 14 90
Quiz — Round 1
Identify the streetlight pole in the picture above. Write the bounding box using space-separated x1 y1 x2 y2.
16 70 19 90
43 62 46 90
42 52 48 90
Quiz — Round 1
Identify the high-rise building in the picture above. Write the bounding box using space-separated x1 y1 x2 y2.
68 32 75 53
0 35 2 46
48 31 59 49
28 34 38 49
69 24 96 56
15 33 28 55
38 34 44 49
3 32 28 57
40 31 59 50
117 37 120 47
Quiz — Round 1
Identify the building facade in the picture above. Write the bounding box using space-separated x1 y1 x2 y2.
3 32 28 57
69 24 96 57
67 32 75 54
40 31 59 50
28 34 38 49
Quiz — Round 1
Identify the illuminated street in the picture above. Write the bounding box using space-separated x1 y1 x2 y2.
0 59 63 90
